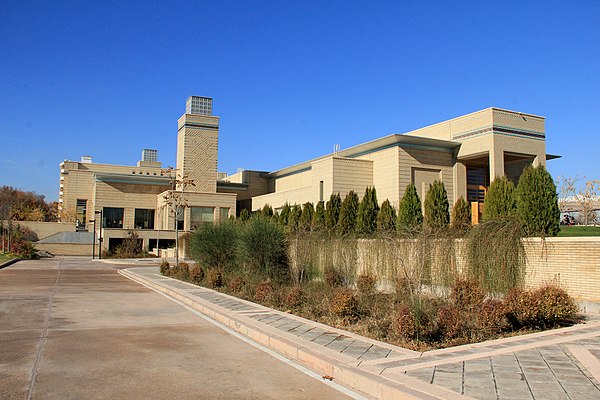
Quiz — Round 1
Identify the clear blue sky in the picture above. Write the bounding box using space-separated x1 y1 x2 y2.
1 1 599 201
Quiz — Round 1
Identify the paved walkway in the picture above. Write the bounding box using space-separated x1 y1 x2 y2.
122 266 600 400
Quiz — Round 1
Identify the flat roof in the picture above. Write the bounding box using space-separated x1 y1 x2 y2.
268 133 460 178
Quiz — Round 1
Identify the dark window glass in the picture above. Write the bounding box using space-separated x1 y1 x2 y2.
103 207 124 228
134 209 155 229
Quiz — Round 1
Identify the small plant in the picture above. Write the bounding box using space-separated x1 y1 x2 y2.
531 284 579 326
188 264 204 284
254 280 275 303
284 286 304 309
160 260 170 275
206 268 223 288
394 304 416 339
324 266 345 288
437 305 463 339
331 288 359 322
356 273 376 296
227 276 246 293
477 298 506 332
450 278 485 311
172 262 190 281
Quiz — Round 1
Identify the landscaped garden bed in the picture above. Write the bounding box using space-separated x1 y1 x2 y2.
162 167 581 350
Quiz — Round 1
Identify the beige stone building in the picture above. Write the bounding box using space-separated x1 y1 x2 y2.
58 96 236 253
58 100 555 253
232 107 556 221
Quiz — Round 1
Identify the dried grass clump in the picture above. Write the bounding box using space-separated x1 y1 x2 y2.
284 286 304 309
254 280 275 303
206 268 223 288
331 288 359 322
189 265 204 285
356 273 376 296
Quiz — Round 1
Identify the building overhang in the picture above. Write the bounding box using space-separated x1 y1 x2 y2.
546 154 561 161
268 134 461 178
94 172 171 186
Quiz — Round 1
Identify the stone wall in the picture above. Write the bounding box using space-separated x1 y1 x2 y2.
288 236 600 303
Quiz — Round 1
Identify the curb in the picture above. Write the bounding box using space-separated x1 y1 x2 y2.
0 257 20 269
119 268 471 400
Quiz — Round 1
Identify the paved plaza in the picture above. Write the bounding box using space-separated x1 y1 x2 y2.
3 257 600 399
0 258 353 399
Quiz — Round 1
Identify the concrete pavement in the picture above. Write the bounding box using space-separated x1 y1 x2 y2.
0 258 356 399
121 266 600 400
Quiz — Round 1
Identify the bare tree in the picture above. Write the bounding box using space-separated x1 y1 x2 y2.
557 176 600 226
162 168 195 266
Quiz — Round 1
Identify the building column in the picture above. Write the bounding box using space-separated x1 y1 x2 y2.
489 148 504 179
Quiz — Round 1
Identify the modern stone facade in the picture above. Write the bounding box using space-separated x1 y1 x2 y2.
239 107 554 215
58 99 555 254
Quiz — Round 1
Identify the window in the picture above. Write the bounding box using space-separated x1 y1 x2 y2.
134 209 155 229
220 207 229 221
190 207 214 229
319 181 324 202
103 207 124 228
176 207 184 230
76 199 87 226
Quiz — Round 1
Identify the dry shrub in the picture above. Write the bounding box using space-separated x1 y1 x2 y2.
227 276 246 293
532 285 579 326
451 278 485 310
478 299 506 332
356 273 376 296
189 265 204 285
394 304 416 339
160 260 170 275
284 286 304 309
324 266 345 288
437 305 463 339
206 268 223 288
173 262 190 281
331 288 359 322
254 280 275 303
394 276 417 303
503 284 578 329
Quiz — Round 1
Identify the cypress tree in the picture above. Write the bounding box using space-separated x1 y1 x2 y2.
424 180 449 230
299 202 314 231
483 176 517 221
377 199 397 233
261 204 273 218
325 193 342 229
337 191 359 234
451 196 471 231
240 208 250 221
312 201 326 230
287 204 302 231
516 165 560 236
278 203 291 227
356 187 380 234
397 183 423 230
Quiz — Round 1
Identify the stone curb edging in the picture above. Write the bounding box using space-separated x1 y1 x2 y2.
119 268 471 400
0 257 20 269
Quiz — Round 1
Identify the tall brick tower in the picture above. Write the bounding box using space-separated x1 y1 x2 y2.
176 96 219 192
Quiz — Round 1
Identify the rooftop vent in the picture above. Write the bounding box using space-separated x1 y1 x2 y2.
81 156 92 164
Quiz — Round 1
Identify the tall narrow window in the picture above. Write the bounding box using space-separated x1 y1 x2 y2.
76 199 87 226
220 207 229 221
319 181 324 202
